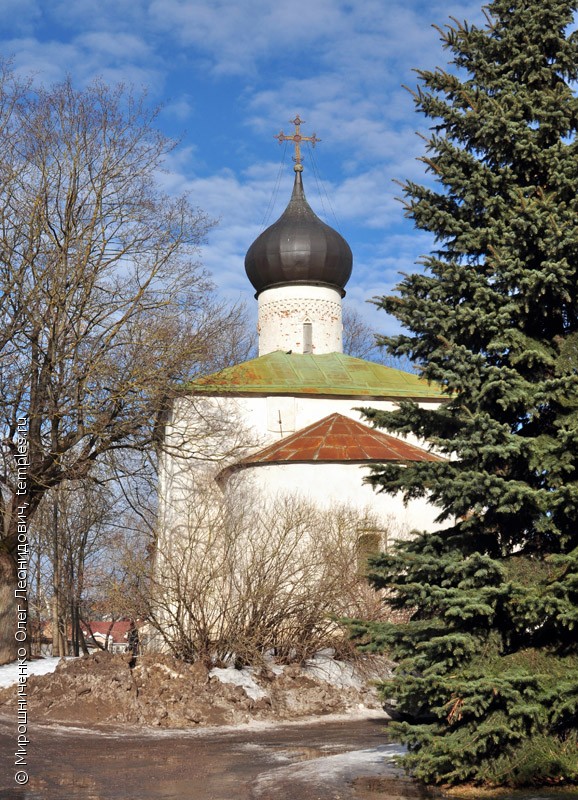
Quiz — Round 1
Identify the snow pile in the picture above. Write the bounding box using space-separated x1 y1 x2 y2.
0 651 391 729
0 656 65 688
209 667 267 701
303 652 364 691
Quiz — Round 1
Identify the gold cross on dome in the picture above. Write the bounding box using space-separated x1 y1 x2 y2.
274 115 320 172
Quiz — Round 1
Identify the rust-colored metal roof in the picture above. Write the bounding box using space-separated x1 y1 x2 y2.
236 413 441 466
189 351 443 400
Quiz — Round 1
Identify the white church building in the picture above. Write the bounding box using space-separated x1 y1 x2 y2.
156 120 445 639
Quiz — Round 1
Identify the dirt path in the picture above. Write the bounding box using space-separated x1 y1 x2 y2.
0 714 440 800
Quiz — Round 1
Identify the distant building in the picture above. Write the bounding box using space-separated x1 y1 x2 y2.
81 620 139 654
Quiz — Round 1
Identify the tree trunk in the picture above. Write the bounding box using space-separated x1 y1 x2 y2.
0 549 19 665
50 596 65 657
71 600 79 657
51 493 67 657
34 544 42 656
78 622 89 656
0 494 32 664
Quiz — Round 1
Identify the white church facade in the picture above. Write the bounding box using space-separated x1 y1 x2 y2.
155 119 445 649
160 351 444 540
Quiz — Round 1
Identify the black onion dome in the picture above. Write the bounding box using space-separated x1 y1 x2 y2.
245 171 353 296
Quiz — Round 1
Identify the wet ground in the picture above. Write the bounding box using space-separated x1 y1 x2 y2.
0 714 576 800
0 714 430 800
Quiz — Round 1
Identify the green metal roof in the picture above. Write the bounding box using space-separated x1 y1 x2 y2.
188 351 444 400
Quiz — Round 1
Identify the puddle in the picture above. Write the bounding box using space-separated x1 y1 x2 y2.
270 744 344 762
0 716 574 800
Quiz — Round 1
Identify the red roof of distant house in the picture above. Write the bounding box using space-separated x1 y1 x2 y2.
81 621 135 644
235 413 441 466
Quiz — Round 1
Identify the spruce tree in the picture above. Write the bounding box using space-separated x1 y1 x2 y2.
354 0 578 788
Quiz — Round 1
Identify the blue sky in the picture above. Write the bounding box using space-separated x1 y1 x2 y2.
0 0 484 337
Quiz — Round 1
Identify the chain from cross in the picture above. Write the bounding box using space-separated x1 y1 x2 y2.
274 115 320 172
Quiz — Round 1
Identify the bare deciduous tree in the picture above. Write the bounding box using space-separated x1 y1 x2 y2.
0 65 246 663
29 480 129 657
342 306 414 371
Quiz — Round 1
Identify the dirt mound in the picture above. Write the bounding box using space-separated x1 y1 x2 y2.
0 652 390 729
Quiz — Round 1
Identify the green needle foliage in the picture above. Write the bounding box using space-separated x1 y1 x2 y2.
353 0 578 788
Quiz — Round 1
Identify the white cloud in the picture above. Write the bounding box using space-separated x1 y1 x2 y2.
3 33 163 89
0 0 491 338
162 94 195 122
144 0 484 86
75 31 152 62
147 0 352 76
50 0 147 31
0 0 41 34
5 38 82 84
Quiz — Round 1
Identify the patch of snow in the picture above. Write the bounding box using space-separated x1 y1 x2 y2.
303 653 364 690
253 743 406 796
209 667 267 701
261 653 284 676
0 656 68 688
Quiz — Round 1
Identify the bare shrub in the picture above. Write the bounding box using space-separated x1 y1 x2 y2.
138 480 398 665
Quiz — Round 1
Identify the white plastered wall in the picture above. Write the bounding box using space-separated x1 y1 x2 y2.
158 392 443 545
257 284 343 355
153 391 445 648
230 461 443 543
